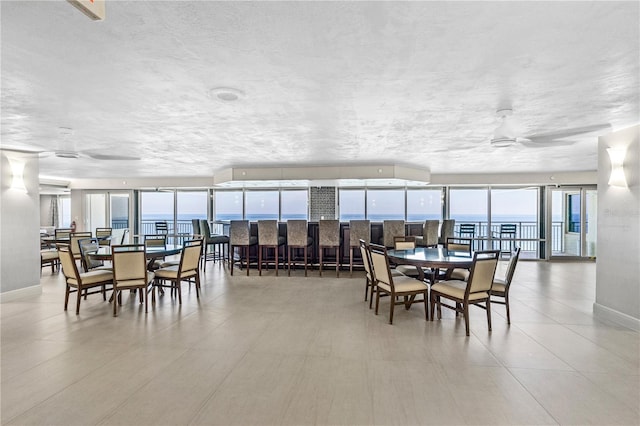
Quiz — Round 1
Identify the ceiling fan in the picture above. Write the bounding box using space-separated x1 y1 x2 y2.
2 127 140 160
490 109 611 148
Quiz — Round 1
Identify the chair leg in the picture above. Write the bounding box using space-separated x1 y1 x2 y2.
486 299 492 332
246 246 250 276
350 248 353 277
463 303 470 336
336 246 340 278
304 246 308 277
369 282 375 309
177 279 182 304
275 246 279 276
364 277 369 301
113 290 118 316
375 287 380 315
230 245 235 276
319 247 323 277
75 287 82 315
389 293 395 324
429 292 435 321
437 296 442 320
195 274 201 298
505 294 511 324
144 285 148 313
258 246 263 276
64 285 70 311
423 291 429 321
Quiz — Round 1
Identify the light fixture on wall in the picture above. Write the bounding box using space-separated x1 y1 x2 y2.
8 157 27 193
606 147 627 187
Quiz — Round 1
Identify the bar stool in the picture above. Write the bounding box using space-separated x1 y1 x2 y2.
319 219 341 277
286 220 313 276
348 220 370 277
200 220 230 264
438 219 455 246
257 220 285 276
381 220 405 248
229 220 257 276
415 220 439 247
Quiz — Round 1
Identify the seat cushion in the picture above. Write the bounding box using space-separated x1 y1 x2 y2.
431 280 488 301
395 265 420 277
76 270 113 285
491 278 507 293
377 275 428 293
450 268 469 281
160 260 180 268
115 272 155 289
155 266 197 280
41 250 59 261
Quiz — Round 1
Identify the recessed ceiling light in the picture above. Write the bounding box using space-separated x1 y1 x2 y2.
208 87 245 102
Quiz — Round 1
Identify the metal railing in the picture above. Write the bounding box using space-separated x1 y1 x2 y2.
453 221 564 255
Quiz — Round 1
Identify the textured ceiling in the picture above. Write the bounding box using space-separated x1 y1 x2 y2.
1 1 639 180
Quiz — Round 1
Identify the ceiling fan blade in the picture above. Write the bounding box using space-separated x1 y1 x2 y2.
519 138 577 148
84 152 141 161
525 123 611 141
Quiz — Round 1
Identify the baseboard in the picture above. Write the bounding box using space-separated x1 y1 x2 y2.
593 303 640 331
0 285 42 303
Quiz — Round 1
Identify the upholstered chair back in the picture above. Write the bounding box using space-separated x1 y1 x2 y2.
230 220 251 246
257 220 279 246
287 220 308 246
382 220 405 248
468 251 499 295
319 220 340 246
349 220 370 246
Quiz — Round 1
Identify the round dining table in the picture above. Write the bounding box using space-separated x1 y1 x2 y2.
387 246 473 283
90 244 183 270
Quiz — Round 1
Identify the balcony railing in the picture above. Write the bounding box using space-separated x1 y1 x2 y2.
453 221 564 255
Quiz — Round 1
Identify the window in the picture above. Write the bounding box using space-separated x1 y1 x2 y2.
339 189 365 221
214 191 243 221
367 189 404 221
449 188 488 242
245 191 279 221
567 193 580 233
140 191 174 235
177 191 208 234
281 190 308 220
59 196 71 228
407 189 442 221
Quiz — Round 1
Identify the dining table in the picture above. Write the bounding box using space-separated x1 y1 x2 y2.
387 246 474 283
90 244 183 270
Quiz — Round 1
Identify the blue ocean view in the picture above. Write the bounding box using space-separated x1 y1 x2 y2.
140 213 541 222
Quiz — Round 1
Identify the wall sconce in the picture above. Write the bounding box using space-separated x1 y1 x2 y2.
606 147 627 188
8 157 28 193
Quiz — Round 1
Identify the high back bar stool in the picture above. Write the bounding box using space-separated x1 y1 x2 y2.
318 219 340 277
286 220 312 276
229 220 257 276
381 220 405 248
416 220 439 247
349 220 370 277
439 219 455 246
200 220 230 265
257 220 285 276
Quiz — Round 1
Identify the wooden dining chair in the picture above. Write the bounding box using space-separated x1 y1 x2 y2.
369 243 429 324
430 250 500 336
95 227 112 246
393 235 421 278
490 247 521 324
78 237 112 272
59 246 113 315
446 237 473 281
154 239 203 304
69 232 92 261
111 244 155 316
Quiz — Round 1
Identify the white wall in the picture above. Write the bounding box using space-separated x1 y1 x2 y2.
595 125 640 330
0 150 42 299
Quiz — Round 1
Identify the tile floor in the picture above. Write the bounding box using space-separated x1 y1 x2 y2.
1 260 638 425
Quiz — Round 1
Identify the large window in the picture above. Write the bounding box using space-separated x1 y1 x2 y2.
215 191 243 221
339 189 365 221
367 189 404 221
281 190 308 220
407 189 442 221
59 196 71 228
177 191 208 234
491 187 539 254
567 193 581 233
245 191 279 221
140 191 174 235
449 188 488 245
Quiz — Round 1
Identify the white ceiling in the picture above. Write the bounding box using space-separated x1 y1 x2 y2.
1 1 638 181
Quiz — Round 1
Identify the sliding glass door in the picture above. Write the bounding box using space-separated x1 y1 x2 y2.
548 186 597 258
